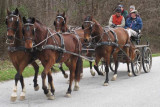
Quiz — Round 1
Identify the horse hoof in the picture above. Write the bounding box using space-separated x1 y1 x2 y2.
98 72 105 76
19 92 25 101
46 90 52 98
111 77 116 81
10 92 17 102
48 95 55 100
65 93 71 98
10 96 17 102
80 73 83 78
91 72 95 76
111 74 117 81
74 86 79 91
34 85 39 91
64 74 68 79
19 95 25 101
103 83 109 86
128 72 132 77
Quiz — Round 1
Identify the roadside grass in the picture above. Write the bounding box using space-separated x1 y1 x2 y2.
0 53 159 82
0 60 91 82
152 53 160 57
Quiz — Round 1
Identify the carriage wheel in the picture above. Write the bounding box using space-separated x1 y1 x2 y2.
142 47 152 73
131 49 142 76
98 58 106 73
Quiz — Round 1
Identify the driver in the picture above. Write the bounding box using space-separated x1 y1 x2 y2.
109 8 125 28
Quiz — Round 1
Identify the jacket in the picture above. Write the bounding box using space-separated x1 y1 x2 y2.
109 14 125 27
121 10 128 19
125 17 143 32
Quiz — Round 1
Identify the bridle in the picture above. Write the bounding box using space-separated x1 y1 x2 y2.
6 14 20 44
83 20 104 44
54 15 66 30
23 23 36 42
83 20 96 42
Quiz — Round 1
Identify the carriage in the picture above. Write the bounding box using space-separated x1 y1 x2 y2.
81 32 152 76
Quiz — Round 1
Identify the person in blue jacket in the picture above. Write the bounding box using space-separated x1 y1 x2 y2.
125 10 143 38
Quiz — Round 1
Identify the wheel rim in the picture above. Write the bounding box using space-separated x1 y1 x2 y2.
132 49 142 76
98 59 105 72
143 48 152 73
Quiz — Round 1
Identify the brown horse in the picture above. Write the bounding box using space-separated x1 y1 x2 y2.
5 8 39 101
53 11 105 76
22 17 82 99
82 16 135 86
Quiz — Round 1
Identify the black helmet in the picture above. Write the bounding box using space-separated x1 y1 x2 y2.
115 8 121 13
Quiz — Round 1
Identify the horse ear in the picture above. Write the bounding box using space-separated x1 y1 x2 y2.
7 8 11 15
15 8 19 15
91 16 93 20
23 17 27 24
32 18 35 24
82 25 84 29
57 10 59 15
53 21 56 26
62 11 65 17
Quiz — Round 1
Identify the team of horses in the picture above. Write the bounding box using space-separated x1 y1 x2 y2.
5 8 136 101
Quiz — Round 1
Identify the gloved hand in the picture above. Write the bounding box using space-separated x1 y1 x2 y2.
111 24 117 28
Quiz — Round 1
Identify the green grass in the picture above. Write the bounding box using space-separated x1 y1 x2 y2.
0 60 91 82
152 53 160 57
0 53 160 82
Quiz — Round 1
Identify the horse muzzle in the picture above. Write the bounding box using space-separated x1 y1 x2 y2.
6 35 15 44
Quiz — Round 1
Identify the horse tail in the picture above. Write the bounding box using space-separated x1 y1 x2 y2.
75 57 83 82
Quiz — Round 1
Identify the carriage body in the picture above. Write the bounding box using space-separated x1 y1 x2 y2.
110 34 152 76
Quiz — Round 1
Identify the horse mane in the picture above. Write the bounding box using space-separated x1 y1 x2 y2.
35 19 43 26
90 17 103 34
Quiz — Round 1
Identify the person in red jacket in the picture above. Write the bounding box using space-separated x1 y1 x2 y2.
109 8 125 28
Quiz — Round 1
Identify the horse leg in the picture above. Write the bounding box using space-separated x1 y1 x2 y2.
10 66 19 101
94 56 104 76
47 70 55 100
103 54 111 86
31 61 40 91
111 53 118 81
41 60 55 100
65 57 77 97
126 47 132 77
89 61 95 76
18 62 29 101
59 63 68 79
74 57 82 91
19 75 25 100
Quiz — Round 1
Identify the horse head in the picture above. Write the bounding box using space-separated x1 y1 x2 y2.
6 8 21 44
53 10 67 32
82 16 98 43
22 17 36 49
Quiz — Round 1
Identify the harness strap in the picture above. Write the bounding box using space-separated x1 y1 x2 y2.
109 29 118 43
56 33 65 63
8 46 26 52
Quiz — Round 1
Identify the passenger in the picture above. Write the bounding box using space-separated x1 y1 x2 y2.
118 5 128 20
109 8 125 28
125 10 143 38
127 5 140 18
